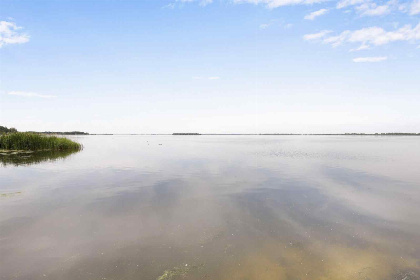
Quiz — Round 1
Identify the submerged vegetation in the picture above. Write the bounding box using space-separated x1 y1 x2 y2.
156 264 203 280
157 266 191 280
0 132 82 151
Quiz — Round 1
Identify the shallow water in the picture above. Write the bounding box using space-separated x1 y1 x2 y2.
1 135 420 280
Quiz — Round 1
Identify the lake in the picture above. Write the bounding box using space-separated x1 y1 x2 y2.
1 135 420 280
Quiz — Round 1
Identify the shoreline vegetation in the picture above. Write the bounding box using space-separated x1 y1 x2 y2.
29 131 89 135
1 126 89 135
1 126 419 137
173 133 201 135
85 132 420 136
106 133 420 136
0 132 82 151
173 132 420 136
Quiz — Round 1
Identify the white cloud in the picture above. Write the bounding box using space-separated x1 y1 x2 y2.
259 23 271 29
337 0 366 9
356 2 391 16
7 91 56 98
163 3 176 9
199 0 213 6
304 8 328 20
0 21 30 48
171 0 419 14
356 0 396 16
177 0 213 6
174 0 328 8
259 19 276 29
411 0 420 14
192 76 221 80
233 0 328 8
319 23 420 48
350 43 370 51
323 30 351 47
304 9 328 20
259 19 292 29
303 30 332 40
353 56 388 62
337 0 405 17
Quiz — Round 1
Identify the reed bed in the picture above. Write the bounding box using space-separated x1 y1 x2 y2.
0 132 82 151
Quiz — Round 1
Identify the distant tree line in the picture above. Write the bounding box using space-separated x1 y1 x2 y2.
173 133 201 135
1 126 88 135
0 126 18 134
37 131 89 135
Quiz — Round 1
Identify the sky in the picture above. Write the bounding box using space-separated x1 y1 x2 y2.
0 0 419 134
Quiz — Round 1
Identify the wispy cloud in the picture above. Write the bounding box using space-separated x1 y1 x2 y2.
177 0 329 8
0 21 30 48
7 91 56 98
177 0 213 6
199 0 213 6
233 0 328 8
303 30 332 40
411 0 420 15
356 1 391 16
353 56 388 62
337 0 409 17
306 23 420 49
259 23 271 29
163 3 176 9
304 8 328 20
350 43 370 51
259 19 292 30
193 76 221 80
337 0 366 9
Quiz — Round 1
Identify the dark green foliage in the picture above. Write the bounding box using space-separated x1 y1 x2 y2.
38 131 89 135
0 132 82 151
0 126 17 134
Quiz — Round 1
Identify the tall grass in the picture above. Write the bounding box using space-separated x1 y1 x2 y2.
0 132 82 151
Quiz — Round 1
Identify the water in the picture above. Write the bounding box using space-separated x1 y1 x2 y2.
1 135 420 280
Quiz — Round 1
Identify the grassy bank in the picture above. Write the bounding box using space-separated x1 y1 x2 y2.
0 132 82 151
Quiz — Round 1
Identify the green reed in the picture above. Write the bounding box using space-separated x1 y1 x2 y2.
0 132 82 151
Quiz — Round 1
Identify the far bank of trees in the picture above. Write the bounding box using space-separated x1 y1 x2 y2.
1 126 88 135
0 126 17 134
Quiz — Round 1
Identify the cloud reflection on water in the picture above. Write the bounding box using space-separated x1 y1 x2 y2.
0 136 419 279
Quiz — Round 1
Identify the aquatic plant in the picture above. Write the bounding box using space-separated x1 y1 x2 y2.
0 132 82 151
1 192 22 198
156 266 190 280
156 264 203 280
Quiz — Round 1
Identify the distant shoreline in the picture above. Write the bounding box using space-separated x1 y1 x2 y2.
87 133 420 136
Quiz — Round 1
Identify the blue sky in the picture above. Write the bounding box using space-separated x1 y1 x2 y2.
1 0 419 133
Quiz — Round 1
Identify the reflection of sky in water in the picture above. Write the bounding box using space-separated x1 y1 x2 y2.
1 136 419 280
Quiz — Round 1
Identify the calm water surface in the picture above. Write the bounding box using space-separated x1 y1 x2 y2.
1 136 420 280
